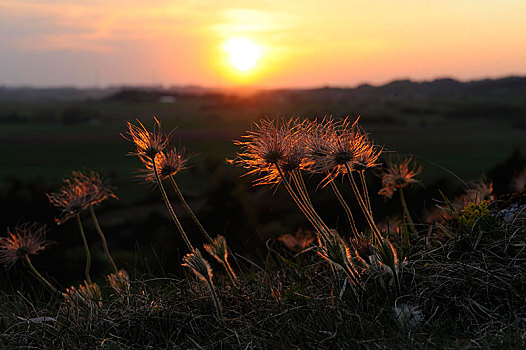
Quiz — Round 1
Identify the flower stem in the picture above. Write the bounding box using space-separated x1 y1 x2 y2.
169 176 213 243
89 205 119 274
275 165 329 240
290 169 332 235
222 259 237 285
344 166 381 242
76 213 92 284
328 178 359 239
205 277 222 318
24 255 59 294
153 159 194 251
399 187 417 236
359 170 372 212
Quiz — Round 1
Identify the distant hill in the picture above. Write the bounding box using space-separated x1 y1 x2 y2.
1 76 525 103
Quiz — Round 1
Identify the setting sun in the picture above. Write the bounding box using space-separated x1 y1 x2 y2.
223 37 262 72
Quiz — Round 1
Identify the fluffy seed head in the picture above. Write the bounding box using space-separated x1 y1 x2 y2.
378 157 421 199
182 249 214 282
235 118 307 185
0 223 49 267
47 171 116 224
139 148 188 183
125 118 169 159
303 118 336 173
304 118 380 183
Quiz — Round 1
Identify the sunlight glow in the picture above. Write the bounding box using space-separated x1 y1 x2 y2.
223 37 261 72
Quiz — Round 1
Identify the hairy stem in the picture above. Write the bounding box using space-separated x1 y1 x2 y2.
329 178 359 239
222 259 237 285
24 255 59 294
76 213 92 284
169 176 213 243
89 205 119 274
275 165 329 240
153 159 194 251
205 277 222 318
359 170 372 212
345 167 381 242
291 170 330 233
399 187 417 236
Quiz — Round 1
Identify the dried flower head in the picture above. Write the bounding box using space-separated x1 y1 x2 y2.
0 223 50 267
278 229 315 252
63 281 102 308
107 269 130 295
303 118 337 173
325 119 368 176
139 148 188 182
182 249 214 283
125 118 169 159
305 118 380 182
351 137 382 172
378 157 421 199
235 118 306 185
47 171 116 224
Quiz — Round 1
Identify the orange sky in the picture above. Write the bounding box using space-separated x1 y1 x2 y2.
0 0 525 88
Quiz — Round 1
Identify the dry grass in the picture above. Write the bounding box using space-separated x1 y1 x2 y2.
1 207 525 349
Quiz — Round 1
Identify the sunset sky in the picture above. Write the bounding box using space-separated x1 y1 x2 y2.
1 0 525 88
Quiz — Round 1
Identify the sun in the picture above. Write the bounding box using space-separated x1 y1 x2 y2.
223 37 262 72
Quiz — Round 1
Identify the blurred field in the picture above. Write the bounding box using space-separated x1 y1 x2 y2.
1 81 526 195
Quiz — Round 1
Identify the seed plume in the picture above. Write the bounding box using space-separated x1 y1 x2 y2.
0 223 49 267
378 157 421 199
47 171 116 224
125 117 169 159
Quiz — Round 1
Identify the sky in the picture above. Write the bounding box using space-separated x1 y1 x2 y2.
0 0 525 88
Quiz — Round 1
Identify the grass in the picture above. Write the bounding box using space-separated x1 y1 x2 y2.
1 214 525 349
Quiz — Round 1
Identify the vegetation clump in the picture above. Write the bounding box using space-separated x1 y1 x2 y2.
0 116 525 349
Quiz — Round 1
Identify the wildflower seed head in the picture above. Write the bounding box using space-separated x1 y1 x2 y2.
63 280 102 308
182 249 214 283
325 119 375 180
139 148 188 183
303 118 335 163
204 235 229 262
47 171 116 224
235 118 307 185
125 118 169 159
0 223 49 267
352 138 382 171
378 157 421 199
